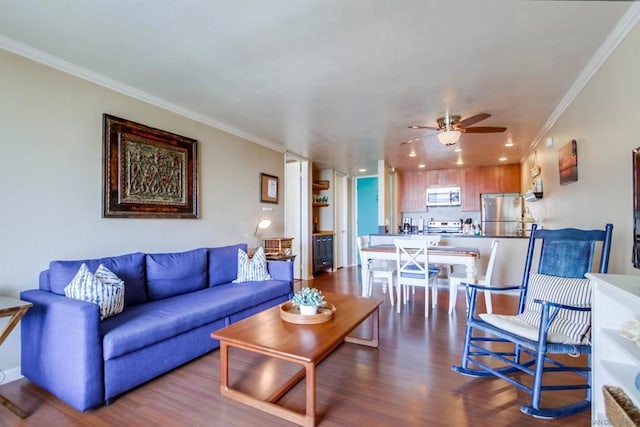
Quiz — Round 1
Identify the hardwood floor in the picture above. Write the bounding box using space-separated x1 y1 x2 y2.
0 266 591 426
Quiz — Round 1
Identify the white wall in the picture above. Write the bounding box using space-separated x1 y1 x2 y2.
0 49 285 373
521 22 640 276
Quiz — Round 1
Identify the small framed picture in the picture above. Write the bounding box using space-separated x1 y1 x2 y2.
260 173 278 204
559 139 578 185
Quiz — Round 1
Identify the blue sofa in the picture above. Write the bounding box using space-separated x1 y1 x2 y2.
19 243 293 412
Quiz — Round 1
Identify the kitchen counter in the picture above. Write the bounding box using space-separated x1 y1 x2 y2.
312 231 334 236
368 233 529 286
370 233 528 239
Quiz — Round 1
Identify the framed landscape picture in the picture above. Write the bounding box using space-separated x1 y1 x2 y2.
103 114 198 218
558 139 578 186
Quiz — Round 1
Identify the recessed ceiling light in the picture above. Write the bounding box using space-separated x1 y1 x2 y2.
504 142 514 147
499 156 507 161
456 159 464 165
454 147 462 152
358 168 367 173
418 164 425 168
409 151 416 157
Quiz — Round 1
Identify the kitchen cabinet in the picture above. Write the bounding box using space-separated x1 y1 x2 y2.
426 169 462 188
312 233 334 275
400 164 521 213
462 168 480 211
399 172 427 212
587 273 640 424
463 164 521 211
479 163 520 194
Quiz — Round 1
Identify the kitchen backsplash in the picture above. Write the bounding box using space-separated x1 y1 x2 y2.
401 208 480 230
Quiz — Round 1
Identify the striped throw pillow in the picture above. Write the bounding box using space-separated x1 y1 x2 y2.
232 247 272 283
519 273 591 343
64 263 125 320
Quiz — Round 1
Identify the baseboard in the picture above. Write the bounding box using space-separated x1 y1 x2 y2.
0 367 23 385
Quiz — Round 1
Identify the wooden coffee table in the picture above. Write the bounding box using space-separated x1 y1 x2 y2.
211 292 382 427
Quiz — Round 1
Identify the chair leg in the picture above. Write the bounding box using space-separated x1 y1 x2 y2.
484 289 493 314
448 278 458 315
396 282 402 313
388 277 395 307
431 279 437 308
424 285 429 318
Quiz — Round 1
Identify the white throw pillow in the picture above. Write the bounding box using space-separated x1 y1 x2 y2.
233 247 272 283
64 263 125 320
518 273 591 343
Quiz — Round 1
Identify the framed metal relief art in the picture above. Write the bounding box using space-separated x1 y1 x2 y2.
103 114 198 218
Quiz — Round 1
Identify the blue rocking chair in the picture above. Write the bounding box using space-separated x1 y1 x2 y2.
452 223 613 418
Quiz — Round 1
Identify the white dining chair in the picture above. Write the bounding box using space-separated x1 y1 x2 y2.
394 239 438 317
357 236 396 306
407 235 441 303
447 239 499 315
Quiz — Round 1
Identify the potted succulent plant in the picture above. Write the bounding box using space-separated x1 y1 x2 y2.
291 287 326 315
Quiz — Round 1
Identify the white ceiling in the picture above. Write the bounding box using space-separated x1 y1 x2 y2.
0 1 635 175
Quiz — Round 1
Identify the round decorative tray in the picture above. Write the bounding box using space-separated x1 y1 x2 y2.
280 302 336 324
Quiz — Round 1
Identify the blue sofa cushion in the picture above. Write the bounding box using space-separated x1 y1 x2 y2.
208 243 247 287
146 248 208 300
101 279 291 360
48 252 146 308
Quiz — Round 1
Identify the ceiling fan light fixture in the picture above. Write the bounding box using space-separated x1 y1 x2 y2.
437 130 461 146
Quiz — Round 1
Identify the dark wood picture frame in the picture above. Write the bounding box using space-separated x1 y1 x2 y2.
260 173 279 204
103 114 198 218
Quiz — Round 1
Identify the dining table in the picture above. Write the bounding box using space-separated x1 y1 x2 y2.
359 244 480 297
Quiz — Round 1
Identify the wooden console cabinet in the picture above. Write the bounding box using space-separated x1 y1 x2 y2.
312 233 333 275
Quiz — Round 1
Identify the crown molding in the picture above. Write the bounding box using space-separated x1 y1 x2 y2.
524 2 640 161
0 34 284 153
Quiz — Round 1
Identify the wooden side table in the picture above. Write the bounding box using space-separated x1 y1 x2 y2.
0 296 32 418
266 254 297 262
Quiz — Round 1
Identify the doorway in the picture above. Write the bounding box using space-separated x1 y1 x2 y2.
285 153 310 280
356 176 378 264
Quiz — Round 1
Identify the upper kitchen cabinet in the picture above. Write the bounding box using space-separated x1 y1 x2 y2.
399 171 427 212
465 164 521 211
426 169 462 188
462 168 480 211
401 164 521 213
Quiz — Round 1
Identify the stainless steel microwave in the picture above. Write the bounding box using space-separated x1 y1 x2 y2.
426 187 461 207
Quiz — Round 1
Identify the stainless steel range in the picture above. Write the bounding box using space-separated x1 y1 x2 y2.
427 220 462 234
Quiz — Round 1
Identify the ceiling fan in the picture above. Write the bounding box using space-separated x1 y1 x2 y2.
407 113 507 146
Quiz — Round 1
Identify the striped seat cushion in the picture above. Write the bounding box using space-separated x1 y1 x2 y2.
64 263 125 320
519 273 591 343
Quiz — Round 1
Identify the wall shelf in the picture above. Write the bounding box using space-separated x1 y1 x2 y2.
312 181 330 191
312 203 329 207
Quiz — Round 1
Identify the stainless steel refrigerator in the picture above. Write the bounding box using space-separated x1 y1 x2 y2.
480 193 523 236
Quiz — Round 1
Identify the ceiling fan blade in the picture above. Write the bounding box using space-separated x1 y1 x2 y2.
464 126 507 133
459 113 491 127
408 125 439 130
399 138 423 145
